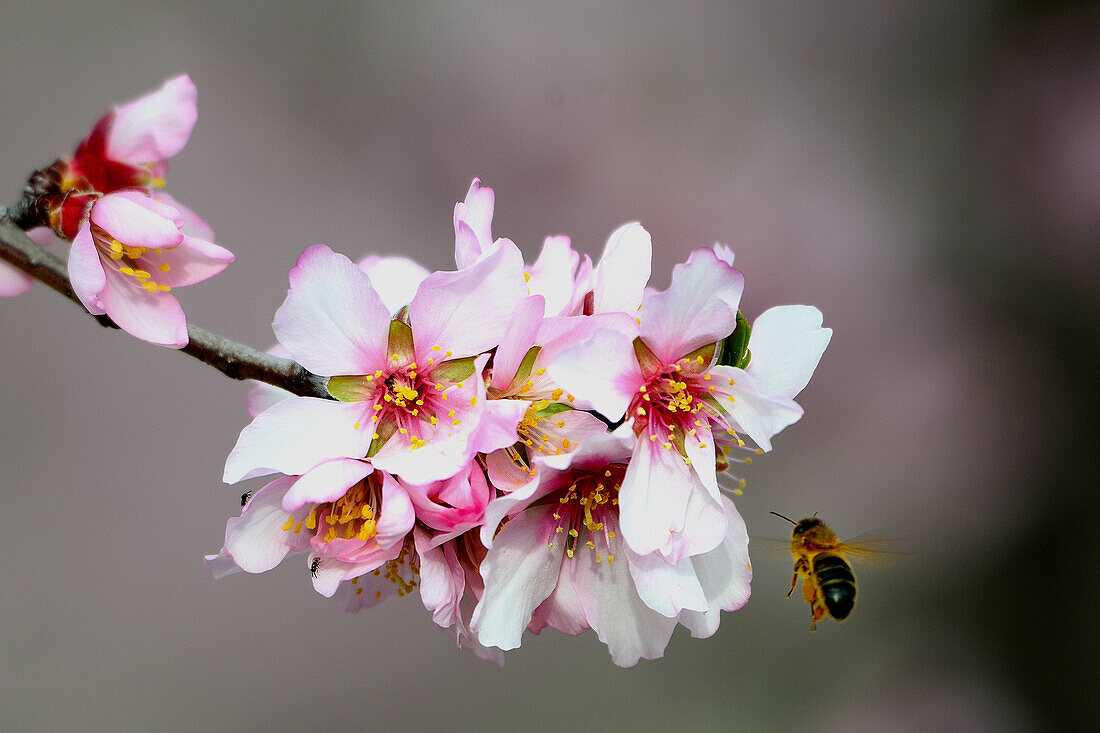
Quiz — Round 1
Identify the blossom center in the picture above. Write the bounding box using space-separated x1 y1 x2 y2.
354 540 420 599
548 465 626 563
280 476 381 543
91 224 173 293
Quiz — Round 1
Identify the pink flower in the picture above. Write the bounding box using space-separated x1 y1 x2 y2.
245 254 430 418
550 248 830 563
207 458 415 597
68 190 233 347
224 241 528 486
67 75 197 193
471 429 751 667
479 295 620 494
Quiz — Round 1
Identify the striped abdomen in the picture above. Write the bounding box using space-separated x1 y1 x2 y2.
812 553 856 620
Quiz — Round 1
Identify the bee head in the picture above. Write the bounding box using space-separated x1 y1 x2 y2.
792 517 823 536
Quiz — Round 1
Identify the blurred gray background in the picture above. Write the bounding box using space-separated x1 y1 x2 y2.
1 2 1096 730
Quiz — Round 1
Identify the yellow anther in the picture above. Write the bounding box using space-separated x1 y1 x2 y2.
119 267 135 276
470 396 477 406
281 516 294 532
728 378 736 386
452 419 461 426
142 282 158 291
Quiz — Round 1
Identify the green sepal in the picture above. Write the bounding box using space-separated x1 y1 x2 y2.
387 320 415 362
633 337 663 375
327 375 374 402
717 311 752 369
512 346 542 387
366 417 398 459
680 341 717 372
431 356 477 383
533 402 572 419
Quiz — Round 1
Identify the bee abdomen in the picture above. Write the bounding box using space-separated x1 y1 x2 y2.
813 553 856 620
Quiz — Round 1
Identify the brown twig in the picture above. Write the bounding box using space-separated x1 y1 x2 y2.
0 217 329 399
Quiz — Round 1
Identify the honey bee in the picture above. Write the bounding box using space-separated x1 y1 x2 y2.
771 512 890 631
309 557 322 577
240 490 253 507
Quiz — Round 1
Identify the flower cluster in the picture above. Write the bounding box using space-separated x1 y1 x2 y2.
208 179 831 666
1 76 233 347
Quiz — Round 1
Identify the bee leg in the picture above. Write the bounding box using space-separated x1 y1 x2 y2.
787 558 808 598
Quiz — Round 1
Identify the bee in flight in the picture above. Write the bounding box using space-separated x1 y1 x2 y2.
309 557 322 578
771 512 889 631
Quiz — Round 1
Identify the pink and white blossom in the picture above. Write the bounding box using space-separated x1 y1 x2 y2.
225 241 528 486
68 75 198 192
68 190 233 347
472 429 751 667
207 458 414 597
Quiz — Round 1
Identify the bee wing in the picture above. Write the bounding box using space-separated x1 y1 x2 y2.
837 531 909 567
749 536 795 558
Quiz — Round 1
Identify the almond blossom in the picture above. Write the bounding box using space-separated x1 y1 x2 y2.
64 75 197 194
68 190 233 347
472 428 751 667
224 241 529 486
206 458 414 596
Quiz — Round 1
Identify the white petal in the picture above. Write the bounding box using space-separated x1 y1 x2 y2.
471 505 562 650
746 305 831 399
678 496 752 638
223 398 373 484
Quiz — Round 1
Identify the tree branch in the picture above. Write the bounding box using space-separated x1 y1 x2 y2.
0 217 330 399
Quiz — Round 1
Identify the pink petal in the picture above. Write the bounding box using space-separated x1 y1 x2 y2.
545 327 642 421
357 254 430 315
203 549 242 579
334 573 400 613
526 235 580 317
373 472 416 547
709 365 804 451
468 398 528 455
568 527 677 667
678 496 752 638
67 225 107 314
0 262 33 297
410 240 527 360
530 409 612 472
151 193 214 240
484 448 540 496
415 529 465 628
626 548 708 617
639 247 744 365
223 397 373 484
471 504 562 651
272 244 392 376
90 194 184 250
618 436 692 558
453 178 495 268
100 266 188 347
281 458 374 511
107 74 197 165
490 295 545 391
531 562 588 636
139 235 233 287
683 421 720 501
402 464 491 535
223 476 310 573
108 189 184 225
746 305 832 400
593 222 652 315
712 243 736 265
